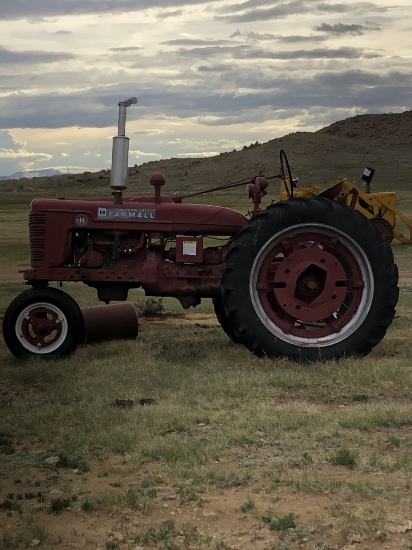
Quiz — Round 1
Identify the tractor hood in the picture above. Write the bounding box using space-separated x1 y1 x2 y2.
29 196 248 236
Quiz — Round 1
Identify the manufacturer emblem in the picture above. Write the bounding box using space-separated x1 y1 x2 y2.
76 214 88 226
97 207 156 220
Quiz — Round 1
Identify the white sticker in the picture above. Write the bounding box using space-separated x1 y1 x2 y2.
183 241 197 256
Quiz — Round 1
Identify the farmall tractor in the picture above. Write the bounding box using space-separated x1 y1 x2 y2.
2 99 399 362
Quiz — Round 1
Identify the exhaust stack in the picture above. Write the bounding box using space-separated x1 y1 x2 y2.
110 97 137 203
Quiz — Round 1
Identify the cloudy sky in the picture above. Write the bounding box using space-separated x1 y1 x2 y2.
0 0 411 177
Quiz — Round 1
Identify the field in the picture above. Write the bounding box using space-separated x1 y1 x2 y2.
1 172 412 550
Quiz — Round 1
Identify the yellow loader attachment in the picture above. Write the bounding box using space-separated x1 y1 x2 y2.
280 178 412 244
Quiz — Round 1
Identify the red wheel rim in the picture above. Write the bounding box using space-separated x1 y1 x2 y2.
16 303 67 353
254 231 367 340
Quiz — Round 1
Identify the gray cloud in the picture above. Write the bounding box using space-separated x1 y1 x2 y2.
230 30 326 44
240 46 380 60
109 47 144 52
153 43 380 62
161 38 234 47
156 9 184 19
0 66 409 131
315 22 382 35
0 91 123 129
196 63 237 73
215 1 388 23
0 46 73 65
230 30 277 41
0 0 220 20
274 35 327 44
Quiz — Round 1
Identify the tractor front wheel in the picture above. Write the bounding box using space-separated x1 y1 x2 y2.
221 198 398 361
2 288 84 359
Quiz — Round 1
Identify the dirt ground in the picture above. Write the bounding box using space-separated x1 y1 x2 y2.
2 453 412 550
1 269 412 549
2 372 412 550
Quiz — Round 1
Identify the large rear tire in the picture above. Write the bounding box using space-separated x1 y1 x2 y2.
221 198 398 361
213 295 240 344
3 288 84 359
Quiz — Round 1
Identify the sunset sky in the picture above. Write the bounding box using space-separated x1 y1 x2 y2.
0 0 411 177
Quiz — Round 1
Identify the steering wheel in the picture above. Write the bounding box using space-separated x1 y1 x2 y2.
280 149 294 198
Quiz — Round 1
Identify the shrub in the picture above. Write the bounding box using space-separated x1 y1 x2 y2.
329 448 357 469
136 298 164 316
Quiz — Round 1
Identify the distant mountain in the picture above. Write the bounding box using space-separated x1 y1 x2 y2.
0 168 65 181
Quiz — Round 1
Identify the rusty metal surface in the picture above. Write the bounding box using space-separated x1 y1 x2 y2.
81 302 138 344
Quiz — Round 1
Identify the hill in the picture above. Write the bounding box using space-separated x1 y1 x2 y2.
316 110 412 147
2 110 412 196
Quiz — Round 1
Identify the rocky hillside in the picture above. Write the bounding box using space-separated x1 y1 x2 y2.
3 110 412 196
316 111 412 147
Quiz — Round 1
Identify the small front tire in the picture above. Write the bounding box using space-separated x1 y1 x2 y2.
2 288 84 359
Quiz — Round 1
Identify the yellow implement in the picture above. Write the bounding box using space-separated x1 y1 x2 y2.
280 178 412 244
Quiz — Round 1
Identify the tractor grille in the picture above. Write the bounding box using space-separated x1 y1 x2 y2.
29 213 46 264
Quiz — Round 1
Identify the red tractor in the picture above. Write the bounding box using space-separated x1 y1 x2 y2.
2 99 399 361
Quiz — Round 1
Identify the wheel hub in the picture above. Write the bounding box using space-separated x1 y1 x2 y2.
20 307 63 348
273 248 348 321
296 266 326 300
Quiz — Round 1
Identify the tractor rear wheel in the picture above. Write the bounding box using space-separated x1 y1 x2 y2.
2 287 84 359
221 198 398 361
213 295 240 344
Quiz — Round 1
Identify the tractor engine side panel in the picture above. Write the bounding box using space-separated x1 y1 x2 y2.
25 197 246 303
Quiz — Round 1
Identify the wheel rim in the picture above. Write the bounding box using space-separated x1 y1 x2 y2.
250 224 374 347
15 302 68 354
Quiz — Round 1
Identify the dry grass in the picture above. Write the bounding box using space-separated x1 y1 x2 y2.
1 283 412 548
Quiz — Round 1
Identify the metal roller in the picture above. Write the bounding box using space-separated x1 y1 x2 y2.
82 303 138 344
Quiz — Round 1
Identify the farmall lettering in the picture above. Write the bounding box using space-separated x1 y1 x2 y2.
97 207 156 220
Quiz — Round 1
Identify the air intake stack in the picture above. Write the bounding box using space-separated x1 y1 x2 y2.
110 97 137 203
